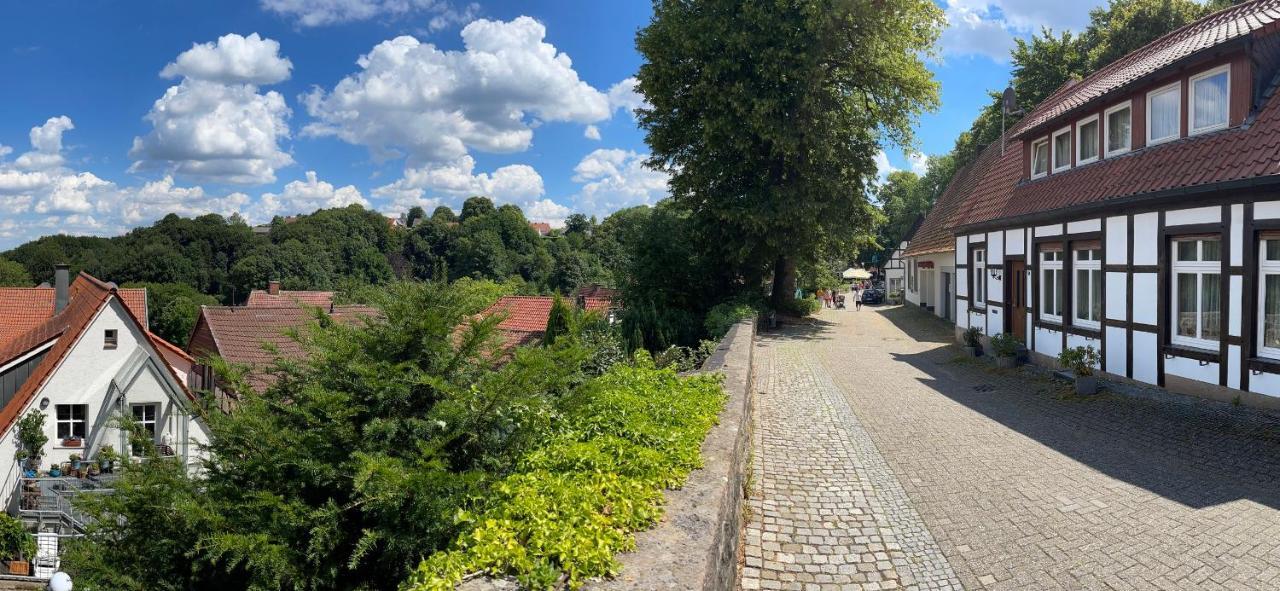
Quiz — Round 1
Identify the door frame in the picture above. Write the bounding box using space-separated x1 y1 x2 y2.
1005 256 1028 341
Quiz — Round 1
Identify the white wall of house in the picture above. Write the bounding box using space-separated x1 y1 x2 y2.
951 199 1280 409
885 241 908 295
0 298 210 511
905 251 955 322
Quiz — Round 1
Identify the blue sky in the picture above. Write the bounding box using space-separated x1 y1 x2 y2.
0 0 1107 249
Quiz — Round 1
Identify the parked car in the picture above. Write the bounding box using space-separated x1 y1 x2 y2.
861 289 884 305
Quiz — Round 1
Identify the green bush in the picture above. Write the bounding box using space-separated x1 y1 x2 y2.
989 332 1020 358
0 514 35 561
962 326 982 347
404 353 726 590
704 298 761 339
1057 345 1100 376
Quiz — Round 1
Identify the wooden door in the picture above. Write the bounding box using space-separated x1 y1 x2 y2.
1007 260 1027 342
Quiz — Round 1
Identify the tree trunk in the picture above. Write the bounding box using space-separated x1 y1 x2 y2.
770 255 796 309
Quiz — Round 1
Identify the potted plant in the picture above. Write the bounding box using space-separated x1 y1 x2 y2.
14 411 46 473
61 436 82 448
98 445 118 474
47 463 60 478
1058 345 1102 394
86 461 100 477
0 514 36 576
962 326 983 357
69 453 81 472
990 332 1021 368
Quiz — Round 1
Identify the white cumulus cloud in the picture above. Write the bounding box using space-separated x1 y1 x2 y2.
161 33 293 85
130 33 294 185
261 0 477 29
569 148 668 215
256 170 369 221
584 125 601 141
607 76 646 119
303 17 611 165
15 116 74 170
938 0 1106 62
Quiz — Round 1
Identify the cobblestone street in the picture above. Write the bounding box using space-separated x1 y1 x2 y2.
742 305 1280 590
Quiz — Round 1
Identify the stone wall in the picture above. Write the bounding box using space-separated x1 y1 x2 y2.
459 318 757 591
586 317 755 591
0 576 45 590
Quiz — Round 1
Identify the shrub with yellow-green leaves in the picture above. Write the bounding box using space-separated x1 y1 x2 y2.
403 353 725 590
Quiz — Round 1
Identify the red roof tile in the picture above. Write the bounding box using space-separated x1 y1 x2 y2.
485 296 555 333
0 274 185 440
1011 0 1280 138
246 289 334 308
194 304 377 391
904 141 1008 257
0 278 146 351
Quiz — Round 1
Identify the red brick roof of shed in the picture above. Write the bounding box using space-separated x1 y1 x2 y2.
1010 0 1280 138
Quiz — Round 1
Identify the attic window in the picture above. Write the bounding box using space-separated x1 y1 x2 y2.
1076 115 1099 165
104 329 118 350
1147 82 1181 145
1052 127 1072 172
1190 65 1229 135
1105 102 1132 156
1031 138 1049 179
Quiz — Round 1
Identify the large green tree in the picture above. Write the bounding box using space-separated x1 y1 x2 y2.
636 0 944 307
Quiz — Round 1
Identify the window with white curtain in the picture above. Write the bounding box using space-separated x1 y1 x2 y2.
1052 127 1072 172
1105 102 1131 156
1041 249 1064 322
1031 138 1049 178
1147 82 1181 145
1171 238 1221 350
1073 247 1103 329
973 249 986 307
1076 115 1099 164
1258 240 1280 360
1190 65 1229 135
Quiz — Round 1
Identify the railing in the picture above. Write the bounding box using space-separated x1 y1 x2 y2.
17 474 118 533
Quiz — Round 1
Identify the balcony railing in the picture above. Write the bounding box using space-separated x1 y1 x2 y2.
18 473 118 533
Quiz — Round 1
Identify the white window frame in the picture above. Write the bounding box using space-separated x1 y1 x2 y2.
55 404 87 441
1075 114 1100 165
1104 101 1132 157
1146 81 1182 146
1040 249 1064 323
1258 240 1280 360
1031 138 1049 179
1189 64 1230 136
973 249 986 308
1170 238 1222 350
1051 126 1072 173
1072 247 1103 330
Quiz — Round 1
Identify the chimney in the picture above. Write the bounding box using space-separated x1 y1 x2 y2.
268 280 281 295
54 264 69 314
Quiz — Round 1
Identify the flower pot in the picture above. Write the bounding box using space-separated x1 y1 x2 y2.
964 346 980 357
996 356 1018 369
5 560 29 576
1075 375 1098 395
48 468 61 478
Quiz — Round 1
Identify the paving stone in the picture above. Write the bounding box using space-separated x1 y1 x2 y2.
740 305 1280 590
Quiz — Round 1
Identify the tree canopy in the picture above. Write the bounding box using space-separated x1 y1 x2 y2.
636 0 944 306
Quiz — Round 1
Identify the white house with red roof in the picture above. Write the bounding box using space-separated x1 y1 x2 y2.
0 266 209 535
918 0 1280 409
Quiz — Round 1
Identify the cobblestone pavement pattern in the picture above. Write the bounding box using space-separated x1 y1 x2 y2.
742 305 1280 590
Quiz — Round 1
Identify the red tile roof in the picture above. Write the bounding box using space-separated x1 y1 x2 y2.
193 304 377 391
0 280 146 351
246 289 334 308
0 274 187 440
529 222 552 236
486 296 556 333
904 141 1007 257
1011 0 1280 138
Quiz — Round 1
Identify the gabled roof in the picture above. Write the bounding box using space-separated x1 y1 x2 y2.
0 280 146 350
1011 0 1280 138
480 295 615 351
246 289 334 308
904 140 1006 257
0 274 186 439
192 304 377 392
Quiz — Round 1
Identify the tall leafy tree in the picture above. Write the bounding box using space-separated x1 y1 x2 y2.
636 0 944 307
0 258 32 287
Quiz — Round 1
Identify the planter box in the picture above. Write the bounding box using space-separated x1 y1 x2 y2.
1075 375 1098 395
5 560 29 576
995 356 1018 369
963 346 981 357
